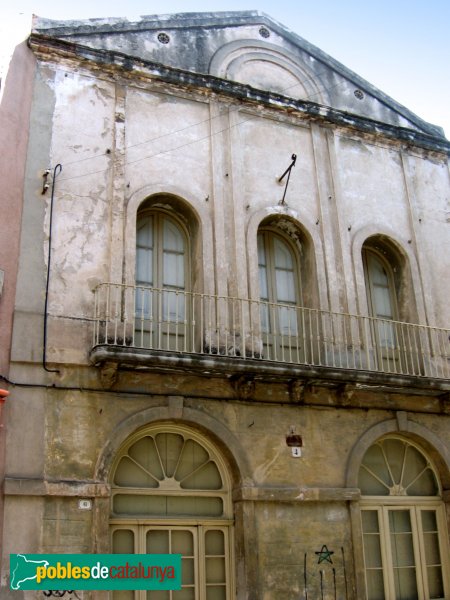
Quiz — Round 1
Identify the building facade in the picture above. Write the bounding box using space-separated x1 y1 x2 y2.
1 11 449 600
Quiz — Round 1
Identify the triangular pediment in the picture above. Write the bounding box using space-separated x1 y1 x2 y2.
32 11 445 139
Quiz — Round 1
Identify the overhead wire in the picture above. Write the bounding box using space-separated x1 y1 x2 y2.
47 46 446 190
59 65 343 170
52 63 364 185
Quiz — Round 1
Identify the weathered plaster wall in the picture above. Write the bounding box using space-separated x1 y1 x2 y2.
7 57 449 371
254 501 353 599
404 154 450 326
48 69 115 316
236 115 318 213
125 89 212 220
2 379 450 597
336 137 410 234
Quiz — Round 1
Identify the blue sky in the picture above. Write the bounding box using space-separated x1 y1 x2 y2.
1 0 449 137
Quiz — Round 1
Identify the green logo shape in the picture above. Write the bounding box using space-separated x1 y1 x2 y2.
10 554 181 590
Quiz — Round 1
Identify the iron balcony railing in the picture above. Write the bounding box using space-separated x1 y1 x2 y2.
92 283 450 379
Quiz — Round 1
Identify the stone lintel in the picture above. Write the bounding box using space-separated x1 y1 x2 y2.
4 477 110 497
233 486 360 503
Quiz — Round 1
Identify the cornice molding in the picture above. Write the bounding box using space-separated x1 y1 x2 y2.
28 34 450 156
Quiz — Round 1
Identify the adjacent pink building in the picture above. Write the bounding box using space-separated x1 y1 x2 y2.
0 40 35 566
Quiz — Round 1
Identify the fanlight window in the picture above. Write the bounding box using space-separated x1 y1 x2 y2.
359 438 449 600
358 438 439 497
112 430 230 518
110 426 234 600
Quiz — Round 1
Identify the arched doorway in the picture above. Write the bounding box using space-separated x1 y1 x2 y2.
110 424 234 600
358 436 450 599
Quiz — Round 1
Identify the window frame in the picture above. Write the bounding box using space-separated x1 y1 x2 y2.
360 502 450 600
109 424 235 600
135 209 192 351
359 437 450 600
362 247 399 324
257 227 306 362
362 246 407 370
257 227 303 310
136 208 191 294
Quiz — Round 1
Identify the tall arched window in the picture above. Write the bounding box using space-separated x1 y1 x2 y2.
135 211 189 350
361 237 426 375
362 242 408 373
257 228 304 362
110 424 234 600
363 247 398 347
359 437 450 600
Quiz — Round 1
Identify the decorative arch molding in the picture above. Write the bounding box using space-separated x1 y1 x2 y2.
94 404 252 487
209 39 328 105
351 223 426 324
346 416 450 491
125 184 214 295
247 205 328 311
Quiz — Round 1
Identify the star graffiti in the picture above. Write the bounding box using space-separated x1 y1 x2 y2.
315 545 334 564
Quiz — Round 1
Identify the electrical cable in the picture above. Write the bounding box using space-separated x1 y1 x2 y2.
48 65 370 183
57 67 346 171
43 164 62 373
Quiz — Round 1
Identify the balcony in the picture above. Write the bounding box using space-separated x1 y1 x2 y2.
90 283 450 382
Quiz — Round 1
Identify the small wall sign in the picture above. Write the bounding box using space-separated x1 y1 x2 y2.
78 499 92 511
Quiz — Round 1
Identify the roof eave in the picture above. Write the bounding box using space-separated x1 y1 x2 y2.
28 33 450 157
31 11 447 139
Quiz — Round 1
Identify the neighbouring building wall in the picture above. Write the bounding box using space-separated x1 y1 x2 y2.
0 40 35 374
0 40 35 568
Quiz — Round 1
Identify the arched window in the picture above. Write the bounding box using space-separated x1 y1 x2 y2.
135 210 189 350
110 424 234 600
361 239 423 374
359 437 450 600
363 247 398 350
361 237 429 375
257 228 304 361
